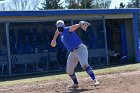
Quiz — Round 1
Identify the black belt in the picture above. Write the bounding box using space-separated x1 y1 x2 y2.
71 46 80 52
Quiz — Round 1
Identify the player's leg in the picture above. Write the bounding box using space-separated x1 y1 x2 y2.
77 44 99 85
67 52 79 87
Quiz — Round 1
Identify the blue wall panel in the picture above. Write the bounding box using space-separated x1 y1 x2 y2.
133 13 140 62
120 23 128 56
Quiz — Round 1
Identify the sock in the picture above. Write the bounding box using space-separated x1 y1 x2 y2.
85 66 96 80
69 73 78 84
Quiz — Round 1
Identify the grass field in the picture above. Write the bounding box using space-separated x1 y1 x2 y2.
0 63 140 86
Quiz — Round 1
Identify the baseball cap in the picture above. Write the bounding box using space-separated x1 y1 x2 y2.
56 20 65 28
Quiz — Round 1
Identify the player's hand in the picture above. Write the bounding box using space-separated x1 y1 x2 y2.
79 21 91 31
51 40 57 47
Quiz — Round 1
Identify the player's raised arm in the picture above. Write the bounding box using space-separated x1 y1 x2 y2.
69 21 91 32
50 30 60 47
69 24 80 32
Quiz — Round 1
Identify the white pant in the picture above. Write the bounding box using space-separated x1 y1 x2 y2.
66 43 89 75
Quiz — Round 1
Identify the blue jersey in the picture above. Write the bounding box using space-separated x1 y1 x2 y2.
60 27 82 52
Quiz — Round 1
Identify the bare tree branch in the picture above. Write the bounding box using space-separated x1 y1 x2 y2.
0 0 40 10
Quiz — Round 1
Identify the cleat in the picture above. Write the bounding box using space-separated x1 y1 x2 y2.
94 80 100 86
67 83 79 89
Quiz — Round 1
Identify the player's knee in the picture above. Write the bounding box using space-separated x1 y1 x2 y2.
82 64 89 70
66 69 74 75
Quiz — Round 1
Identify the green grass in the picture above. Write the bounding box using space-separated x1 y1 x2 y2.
0 63 140 86
76 63 140 78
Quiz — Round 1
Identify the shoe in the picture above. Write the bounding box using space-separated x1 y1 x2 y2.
67 83 79 89
94 80 100 86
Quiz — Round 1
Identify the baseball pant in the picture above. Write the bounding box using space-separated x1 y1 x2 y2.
66 43 89 75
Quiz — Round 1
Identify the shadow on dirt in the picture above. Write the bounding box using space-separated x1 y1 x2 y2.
61 87 100 93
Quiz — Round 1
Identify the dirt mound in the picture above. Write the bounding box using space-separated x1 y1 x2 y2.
0 71 140 93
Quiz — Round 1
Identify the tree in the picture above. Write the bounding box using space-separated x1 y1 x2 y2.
135 0 139 7
0 0 40 10
28 0 41 10
80 0 93 9
120 2 125 8
65 0 111 9
0 1 6 11
65 0 81 9
127 0 140 8
93 0 111 9
65 0 93 9
40 0 63 10
0 0 6 11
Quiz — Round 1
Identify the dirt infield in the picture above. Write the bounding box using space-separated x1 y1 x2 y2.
0 71 140 93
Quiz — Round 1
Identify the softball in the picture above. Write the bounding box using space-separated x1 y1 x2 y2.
51 42 56 47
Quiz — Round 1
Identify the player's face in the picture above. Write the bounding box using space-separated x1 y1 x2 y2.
58 27 64 32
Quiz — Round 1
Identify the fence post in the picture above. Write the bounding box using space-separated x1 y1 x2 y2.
103 16 109 65
5 22 12 76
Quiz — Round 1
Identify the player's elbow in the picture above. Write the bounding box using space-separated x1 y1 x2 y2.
69 24 79 32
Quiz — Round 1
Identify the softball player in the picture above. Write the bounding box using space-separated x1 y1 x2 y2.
51 20 99 88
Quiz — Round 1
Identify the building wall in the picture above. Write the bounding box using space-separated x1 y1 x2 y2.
0 14 134 57
0 14 133 22
0 14 135 61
